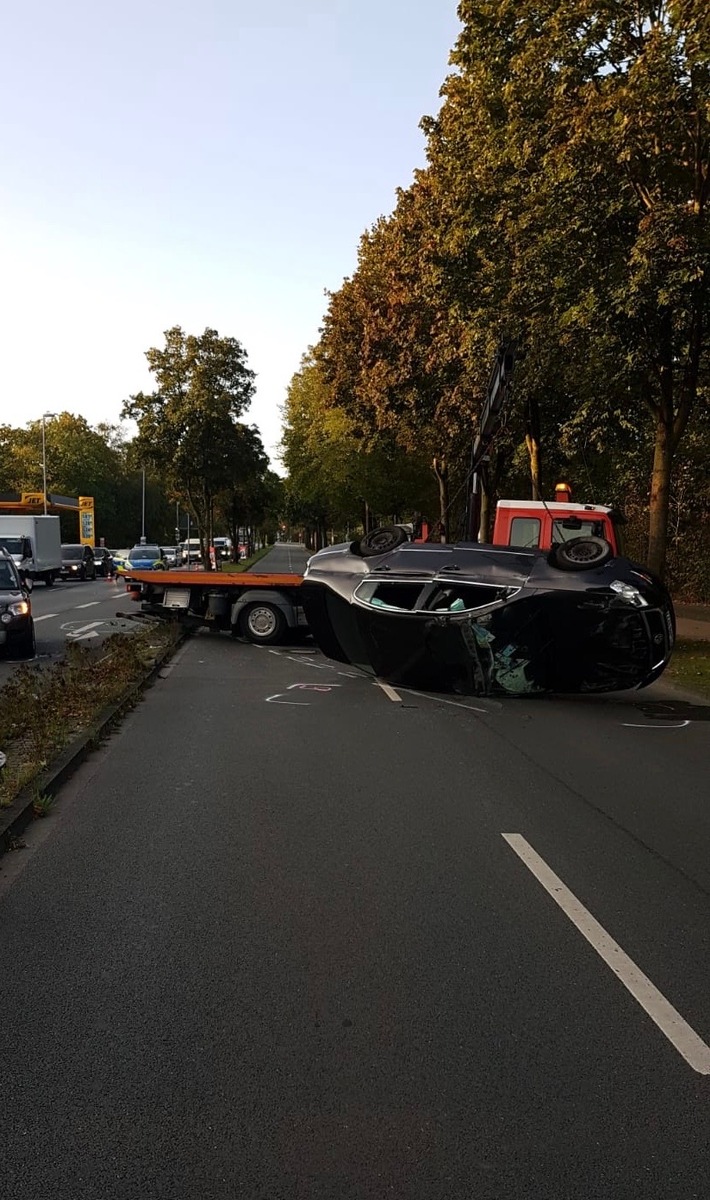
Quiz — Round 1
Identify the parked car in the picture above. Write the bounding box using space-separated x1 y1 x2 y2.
0 548 35 658
60 544 97 581
162 546 178 568
92 547 114 577
301 527 676 697
127 545 166 572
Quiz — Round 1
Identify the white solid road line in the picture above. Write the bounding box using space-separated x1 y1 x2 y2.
376 680 401 703
502 833 710 1075
76 601 101 609
33 613 57 623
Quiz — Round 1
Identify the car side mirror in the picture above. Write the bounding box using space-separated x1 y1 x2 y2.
23 577 34 594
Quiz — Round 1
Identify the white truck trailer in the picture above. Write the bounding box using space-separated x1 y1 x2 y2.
0 515 62 586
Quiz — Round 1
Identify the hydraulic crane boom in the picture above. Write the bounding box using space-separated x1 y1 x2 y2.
464 343 515 541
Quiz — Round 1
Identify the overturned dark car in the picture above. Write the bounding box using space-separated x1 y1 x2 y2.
301 528 675 697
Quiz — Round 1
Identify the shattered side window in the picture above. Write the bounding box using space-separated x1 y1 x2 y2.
509 518 541 548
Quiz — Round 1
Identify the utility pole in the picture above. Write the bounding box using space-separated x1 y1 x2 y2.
41 413 57 515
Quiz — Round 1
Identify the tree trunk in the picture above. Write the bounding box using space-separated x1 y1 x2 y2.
432 457 449 543
648 412 673 578
525 394 542 500
363 501 371 535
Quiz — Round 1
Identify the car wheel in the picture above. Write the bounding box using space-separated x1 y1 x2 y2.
12 623 36 660
351 525 409 558
239 602 287 644
549 536 613 571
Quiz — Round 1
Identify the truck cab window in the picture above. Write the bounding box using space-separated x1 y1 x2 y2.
509 517 541 548
552 519 603 544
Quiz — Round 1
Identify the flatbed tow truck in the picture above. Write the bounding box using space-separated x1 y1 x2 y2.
125 568 306 645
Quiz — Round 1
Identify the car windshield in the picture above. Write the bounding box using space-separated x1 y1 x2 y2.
63 546 83 559
129 547 160 561
0 537 24 555
0 560 18 587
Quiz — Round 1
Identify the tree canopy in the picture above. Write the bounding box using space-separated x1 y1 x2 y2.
283 0 710 585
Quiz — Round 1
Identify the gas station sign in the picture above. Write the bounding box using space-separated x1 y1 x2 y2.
79 496 95 545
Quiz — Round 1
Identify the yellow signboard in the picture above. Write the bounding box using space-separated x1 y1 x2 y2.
21 492 45 506
79 496 95 546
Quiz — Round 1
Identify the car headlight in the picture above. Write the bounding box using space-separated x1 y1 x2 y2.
610 580 648 607
9 600 30 616
71 564 79 570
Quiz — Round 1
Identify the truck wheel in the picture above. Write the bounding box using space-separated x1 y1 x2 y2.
44 573 54 587
351 525 409 558
549 536 613 571
240 602 287 644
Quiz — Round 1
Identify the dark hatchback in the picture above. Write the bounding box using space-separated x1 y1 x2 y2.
301 529 675 697
60 544 96 581
0 549 35 659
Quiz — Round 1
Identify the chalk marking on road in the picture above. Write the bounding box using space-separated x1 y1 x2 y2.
622 721 690 730
375 680 401 703
288 683 340 692
33 614 57 623
266 693 309 705
75 601 101 609
501 833 710 1075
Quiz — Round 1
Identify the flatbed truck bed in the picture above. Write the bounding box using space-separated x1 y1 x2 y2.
126 569 306 644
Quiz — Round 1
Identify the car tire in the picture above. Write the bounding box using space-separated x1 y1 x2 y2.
13 623 36 660
351 525 409 558
549 536 613 571
239 602 287 644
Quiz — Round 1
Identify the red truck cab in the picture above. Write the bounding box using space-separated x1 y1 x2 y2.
492 484 624 555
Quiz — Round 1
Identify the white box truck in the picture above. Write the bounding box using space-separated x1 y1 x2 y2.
0 515 62 586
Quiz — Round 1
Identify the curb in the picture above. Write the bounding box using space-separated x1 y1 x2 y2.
0 628 188 861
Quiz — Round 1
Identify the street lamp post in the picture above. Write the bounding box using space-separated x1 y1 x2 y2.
41 413 57 515
141 467 146 544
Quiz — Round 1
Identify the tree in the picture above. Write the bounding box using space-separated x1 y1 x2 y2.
423 0 710 574
0 413 152 546
281 353 437 547
122 327 256 567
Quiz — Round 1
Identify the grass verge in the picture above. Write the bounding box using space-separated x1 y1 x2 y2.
0 620 181 810
666 639 710 701
221 546 272 573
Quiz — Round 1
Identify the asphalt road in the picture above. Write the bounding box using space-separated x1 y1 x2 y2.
1 545 710 1198
0 572 143 682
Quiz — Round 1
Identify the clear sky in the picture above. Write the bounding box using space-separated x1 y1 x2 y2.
0 0 461 466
